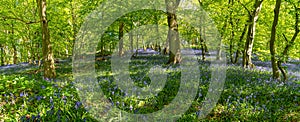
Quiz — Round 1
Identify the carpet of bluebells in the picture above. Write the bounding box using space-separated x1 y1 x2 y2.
0 55 299 121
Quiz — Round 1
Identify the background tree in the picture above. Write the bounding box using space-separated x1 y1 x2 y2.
269 0 282 80
241 0 264 68
37 0 56 78
278 1 299 81
165 0 181 64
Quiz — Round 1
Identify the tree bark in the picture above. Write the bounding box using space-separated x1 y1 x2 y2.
234 24 247 64
243 0 263 68
71 0 77 57
119 21 124 56
166 0 181 64
270 0 281 80
37 0 56 79
198 0 208 61
0 44 4 66
11 23 18 64
279 5 299 81
229 0 235 63
129 31 133 54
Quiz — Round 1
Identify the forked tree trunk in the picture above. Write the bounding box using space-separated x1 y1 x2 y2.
279 5 299 82
243 0 263 68
270 0 281 80
166 0 181 64
37 0 56 79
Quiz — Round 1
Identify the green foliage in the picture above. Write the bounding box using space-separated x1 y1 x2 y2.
0 0 299 121
1 55 299 121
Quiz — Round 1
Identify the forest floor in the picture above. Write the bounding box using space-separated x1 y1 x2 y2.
0 49 299 121
1 49 299 80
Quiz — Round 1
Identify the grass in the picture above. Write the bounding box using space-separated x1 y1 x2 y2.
0 55 299 121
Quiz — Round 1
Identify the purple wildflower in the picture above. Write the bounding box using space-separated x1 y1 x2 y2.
36 96 42 101
75 101 82 109
129 105 133 111
20 92 24 97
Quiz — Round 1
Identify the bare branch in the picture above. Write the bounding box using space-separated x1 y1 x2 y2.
282 33 288 42
237 0 251 15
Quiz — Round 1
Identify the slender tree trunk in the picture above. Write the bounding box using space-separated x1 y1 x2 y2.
228 0 235 63
12 44 17 64
71 0 77 57
234 24 247 64
199 0 208 61
37 0 56 79
279 6 299 81
0 44 4 66
10 22 18 64
119 21 124 56
136 34 139 50
270 0 281 80
217 21 228 61
243 0 263 68
166 0 181 64
129 31 133 54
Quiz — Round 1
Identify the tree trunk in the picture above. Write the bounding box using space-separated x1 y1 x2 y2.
199 0 208 61
216 22 227 61
243 0 263 68
12 44 17 64
0 44 4 66
119 21 124 56
229 0 235 63
37 0 56 79
11 23 18 64
270 0 281 80
71 0 77 57
166 0 181 64
129 31 133 54
229 16 235 63
279 5 299 81
234 24 248 64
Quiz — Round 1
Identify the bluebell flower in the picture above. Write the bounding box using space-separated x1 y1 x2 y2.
75 101 82 109
50 97 53 103
37 113 40 118
198 93 202 97
20 92 24 97
36 96 42 101
31 115 36 120
134 109 139 114
129 105 133 111
196 111 201 116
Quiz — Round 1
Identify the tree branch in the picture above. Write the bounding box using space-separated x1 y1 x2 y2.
282 33 288 42
237 0 251 15
1 16 41 25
